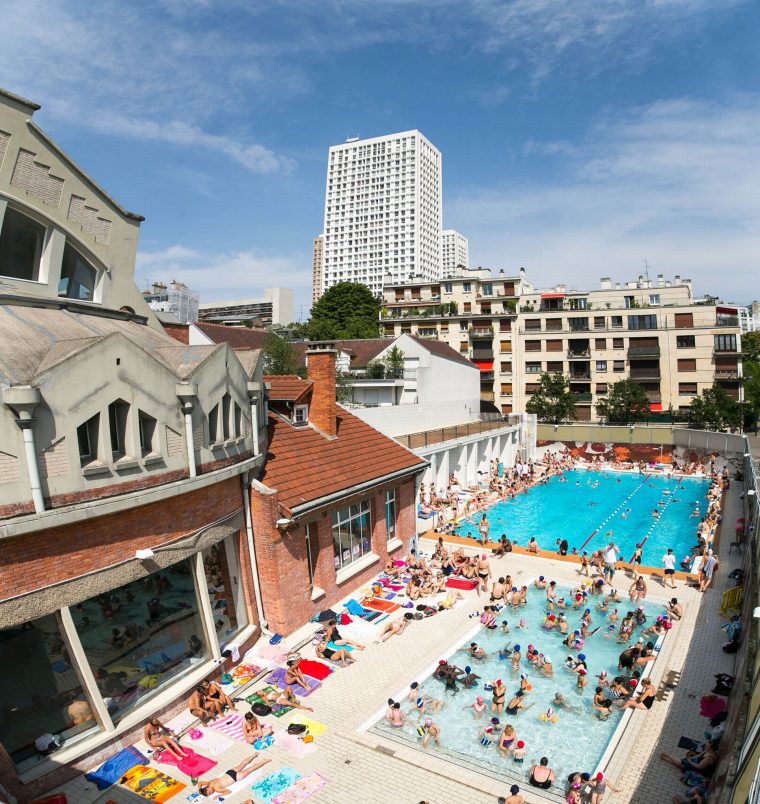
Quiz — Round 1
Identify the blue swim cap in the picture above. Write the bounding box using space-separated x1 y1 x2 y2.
574 629 581 634
465 665 471 673
512 587 518 592
585 608 590 613
416 697 423 707
539 576 545 581
608 624 616 631
578 653 586 661
514 644 521 651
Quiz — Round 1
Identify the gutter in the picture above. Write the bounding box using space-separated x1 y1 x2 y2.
286 460 428 518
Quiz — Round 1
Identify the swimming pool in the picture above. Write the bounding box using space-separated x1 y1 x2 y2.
368 583 664 794
453 469 710 565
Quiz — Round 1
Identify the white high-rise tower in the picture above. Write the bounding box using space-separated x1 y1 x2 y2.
320 130 442 297
441 229 469 273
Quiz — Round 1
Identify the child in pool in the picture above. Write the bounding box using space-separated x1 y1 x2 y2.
512 740 526 762
480 717 500 746
464 695 487 718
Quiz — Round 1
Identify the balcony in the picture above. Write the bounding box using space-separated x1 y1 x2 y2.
568 322 590 332
716 315 739 327
470 327 494 337
480 371 495 382
472 348 494 360
714 346 740 355
715 370 741 380
567 350 590 359
574 392 593 402
628 345 661 357
569 372 591 380
645 392 662 403
629 367 662 379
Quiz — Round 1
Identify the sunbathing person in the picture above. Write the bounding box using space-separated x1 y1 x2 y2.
197 754 271 798
202 679 236 713
383 559 403 580
439 589 464 610
143 718 187 759
315 639 356 666
381 613 412 641
189 685 222 724
284 659 320 690
325 619 365 650
259 685 314 712
243 711 273 744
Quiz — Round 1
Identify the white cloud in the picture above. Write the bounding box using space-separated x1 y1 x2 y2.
450 94 760 302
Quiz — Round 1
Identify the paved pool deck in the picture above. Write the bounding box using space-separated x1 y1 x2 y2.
50 482 743 804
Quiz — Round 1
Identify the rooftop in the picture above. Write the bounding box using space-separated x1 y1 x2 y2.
265 374 313 403
194 321 268 350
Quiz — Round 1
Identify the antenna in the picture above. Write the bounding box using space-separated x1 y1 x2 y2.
643 259 650 281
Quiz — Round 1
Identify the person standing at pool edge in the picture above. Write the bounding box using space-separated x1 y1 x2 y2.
604 542 620 586
479 514 490 546
662 548 677 589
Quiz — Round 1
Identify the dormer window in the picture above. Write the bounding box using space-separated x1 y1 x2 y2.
0 207 46 282
293 404 308 426
58 243 97 301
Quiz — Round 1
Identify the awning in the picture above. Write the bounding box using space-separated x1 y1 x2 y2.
717 306 738 314
649 403 663 412
541 293 566 299
473 359 494 371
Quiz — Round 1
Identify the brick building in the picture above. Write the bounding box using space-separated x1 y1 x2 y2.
252 343 427 635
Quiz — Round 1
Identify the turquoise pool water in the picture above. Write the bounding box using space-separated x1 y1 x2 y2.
453 469 710 564
370 584 664 791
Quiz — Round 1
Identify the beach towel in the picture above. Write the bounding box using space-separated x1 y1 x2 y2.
339 612 352 625
360 609 384 622
298 659 333 680
700 695 728 719
118 765 185 802
345 599 369 616
273 772 329 804
446 578 478 590
246 685 293 717
256 642 288 661
165 710 196 734
156 747 216 777
309 609 337 623
266 666 321 697
275 730 318 758
362 598 401 613
288 714 326 737
86 745 149 790
327 642 353 653
207 712 247 742
183 727 235 756
231 662 262 685
251 768 301 804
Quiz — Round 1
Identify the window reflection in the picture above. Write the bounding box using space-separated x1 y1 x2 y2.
0 207 45 282
202 538 248 646
58 243 97 301
0 614 100 770
71 560 208 724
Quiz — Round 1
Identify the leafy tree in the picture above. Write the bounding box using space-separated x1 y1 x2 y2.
525 372 577 423
365 359 386 379
262 332 299 375
306 282 381 340
742 331 760 364
335 370 353 403
595 379 651 424
687 385 742 432
384 346 405 378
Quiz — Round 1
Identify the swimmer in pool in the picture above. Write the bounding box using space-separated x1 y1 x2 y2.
464 695 487 718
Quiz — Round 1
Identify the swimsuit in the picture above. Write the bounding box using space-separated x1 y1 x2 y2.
506 703 519 715
529 771 552 790
226 769 238 782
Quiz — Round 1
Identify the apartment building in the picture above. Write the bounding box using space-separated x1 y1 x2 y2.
321 130 442 296
312 233 324 303
199 287 294 326
441 228 469 272
380 267 529 413
142 279 200 323
380 270 743 419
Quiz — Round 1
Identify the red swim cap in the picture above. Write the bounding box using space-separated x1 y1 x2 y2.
517 740 525 748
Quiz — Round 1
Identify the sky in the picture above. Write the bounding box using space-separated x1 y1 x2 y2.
2 0 759 320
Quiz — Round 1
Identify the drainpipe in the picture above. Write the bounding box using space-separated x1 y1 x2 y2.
241 471 267 630
247 381 262 456
2 386 45 514
176 383 198 478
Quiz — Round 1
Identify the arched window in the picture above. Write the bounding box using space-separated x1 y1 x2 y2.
58 243 98 301
0 207 46 281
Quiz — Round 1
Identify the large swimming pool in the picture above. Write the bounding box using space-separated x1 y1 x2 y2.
453 469 710 564
369 583 664 794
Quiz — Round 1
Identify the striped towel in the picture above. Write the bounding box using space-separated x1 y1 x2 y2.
207 713 246 742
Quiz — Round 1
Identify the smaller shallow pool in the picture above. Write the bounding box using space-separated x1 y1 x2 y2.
369 582 664 791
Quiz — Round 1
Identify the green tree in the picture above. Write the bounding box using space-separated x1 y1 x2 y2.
262 332 299 375
687 385 742 432
335 369 353 403
365 359 386 379
742 331 760 364
384 346 405 378
525 372 577 423
306 282 381 340
595 379 651 424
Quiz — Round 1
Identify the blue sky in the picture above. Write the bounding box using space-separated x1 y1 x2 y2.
2 0 759 319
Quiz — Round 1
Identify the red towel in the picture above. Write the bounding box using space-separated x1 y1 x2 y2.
339 613 352 625
699 695 727 719
446 578 478 590
157 746 217 776
299 659 333 680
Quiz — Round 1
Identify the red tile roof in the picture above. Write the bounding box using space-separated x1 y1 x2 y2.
195 321 268 350
333 339 389 369
265 374 313 403
261 407 427 513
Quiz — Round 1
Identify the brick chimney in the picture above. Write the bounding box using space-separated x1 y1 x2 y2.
306 342 337 437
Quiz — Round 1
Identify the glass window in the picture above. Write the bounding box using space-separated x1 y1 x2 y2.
613 360 625 372
0 207 46 281
58 243 97 301
71 559 209 725
305 523 317 586
612 338 624 349
611 316 623 328
462 282 471 292
202 538 248 646
332 500 372 570
596 361 607 371
385 489 397 541
714 334 737 352
594 316 606 329
677 335 696 348
0 614 101 771
628 315 657 330
481 283 492 296
525 362 542 373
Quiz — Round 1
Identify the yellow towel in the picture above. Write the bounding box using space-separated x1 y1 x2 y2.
290 713 327 736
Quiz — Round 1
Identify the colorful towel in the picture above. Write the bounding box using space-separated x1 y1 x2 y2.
231 662 262 684
362 598 401 613
298 659 333 680
251 768 301 803
155 747 216 776
344 599 369 616
118 765 185 802
360 609 384 622
86 745 149 790
275 730 318 758
273 772 329 804
289 714 326 737
327 641 353 653
246 685 293 717
184 727 235 756
446 577 478 590
207 712 247 742
266 666 321 697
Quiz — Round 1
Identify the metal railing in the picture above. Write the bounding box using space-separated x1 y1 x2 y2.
395 418 513 449
628 346 661 357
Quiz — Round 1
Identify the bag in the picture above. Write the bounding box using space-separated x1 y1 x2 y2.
252 702 272 716
269 633 283 645
189 728 203 740
220 673 233 685
302 734 314 743
287 723 307 735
